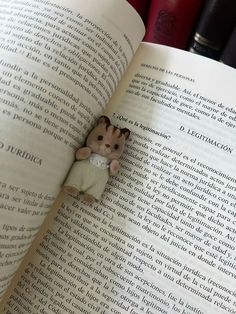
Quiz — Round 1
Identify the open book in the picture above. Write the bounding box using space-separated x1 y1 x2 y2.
1 0 236 313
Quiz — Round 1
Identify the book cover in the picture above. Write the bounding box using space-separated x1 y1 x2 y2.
220 24 236 68
189 0 236 60
143 0 203 49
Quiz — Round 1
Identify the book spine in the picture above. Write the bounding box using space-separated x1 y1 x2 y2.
189 0 236 60
143 0 203 49
220 24 236 68
127 0 151 24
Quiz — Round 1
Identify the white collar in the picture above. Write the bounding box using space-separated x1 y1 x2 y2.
89 153 110 169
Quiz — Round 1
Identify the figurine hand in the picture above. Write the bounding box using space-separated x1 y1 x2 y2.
110 160 119 176
76 147 92 160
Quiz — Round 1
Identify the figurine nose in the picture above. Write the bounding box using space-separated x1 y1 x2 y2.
105 144 110 148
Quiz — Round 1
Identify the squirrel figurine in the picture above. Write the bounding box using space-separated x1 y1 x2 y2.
63 116 130 203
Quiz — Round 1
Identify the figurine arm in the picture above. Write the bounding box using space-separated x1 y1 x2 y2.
109 160 119 176
75 147 92 160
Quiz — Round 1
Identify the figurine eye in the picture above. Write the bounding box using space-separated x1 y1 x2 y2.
97 135 103 141
114 144 119 150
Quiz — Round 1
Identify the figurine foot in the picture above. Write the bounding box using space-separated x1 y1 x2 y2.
82 193 96 203
63 185 79 196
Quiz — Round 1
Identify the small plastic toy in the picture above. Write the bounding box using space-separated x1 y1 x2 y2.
63 116 130 202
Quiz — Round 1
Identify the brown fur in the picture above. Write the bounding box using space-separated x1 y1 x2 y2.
85 116 130 160
63 116 130 202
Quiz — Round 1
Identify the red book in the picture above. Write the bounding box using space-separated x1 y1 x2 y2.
127 0 151 24
144 0 203 49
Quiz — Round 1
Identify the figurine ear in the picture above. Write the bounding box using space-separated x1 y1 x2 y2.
121 128 130 139
97 116 110 125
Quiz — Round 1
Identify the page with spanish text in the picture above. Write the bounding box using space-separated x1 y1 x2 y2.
0 0 144 298
2 44 236 313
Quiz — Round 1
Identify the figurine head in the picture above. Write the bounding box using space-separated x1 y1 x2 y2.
86 116 130 160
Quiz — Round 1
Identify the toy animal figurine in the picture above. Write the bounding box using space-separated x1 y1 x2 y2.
63 116 130 203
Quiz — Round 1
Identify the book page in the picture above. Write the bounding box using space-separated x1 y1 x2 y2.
0 0 144 297
2 44 236 314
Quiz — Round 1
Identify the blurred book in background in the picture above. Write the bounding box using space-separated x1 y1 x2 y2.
143 0 203 49
220 24 236 68
189 0 236 60
127 0 151 24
